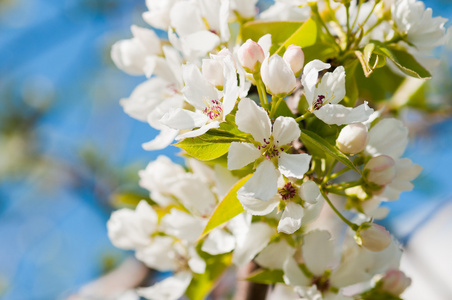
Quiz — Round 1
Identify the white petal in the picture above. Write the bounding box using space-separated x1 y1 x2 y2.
135 236 178 271
183 30 220 53
258 34 272 54
277 202 304 234
316 66 346 105
236 98 271 143
232 222 274 266
278 152 311 179
313 102 374 125
176 121 220 140
272 116 301 146
238 160 279 202
188 247 206 274
255 239 295 270
171 175 217 217
283 256 310 287
227 142 261 170
201 228 236 255
239 193 279 216
365 118 409 159
301 196 324 226
137 271 192 300
299 180 322 204
161 209 205 243
182 64 219 110
160 108 208 130
222 55 240 115
302 60 331 106
302 230 335 276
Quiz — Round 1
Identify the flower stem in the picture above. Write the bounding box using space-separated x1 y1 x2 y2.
295 111 312 122
320 188 359 231
328 166 352 181
270 96 284 119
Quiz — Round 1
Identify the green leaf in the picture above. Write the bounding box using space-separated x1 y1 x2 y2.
246 269 285 285
186 252 232 300
372 42 431 79
175 136 231 161
343 60 359 107
274 98 296 118
242 21 305 44
274 18 317 55
200 175 251 237
299 129 361 174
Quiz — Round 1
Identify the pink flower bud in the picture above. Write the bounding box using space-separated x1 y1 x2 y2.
202 59 224 88
337 123 368 154
237 39 265 73
364 155 396 186
381 269 412 296
357 223 391 252
283 45 304 76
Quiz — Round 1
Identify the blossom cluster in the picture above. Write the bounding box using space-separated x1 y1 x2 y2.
107 0 447 299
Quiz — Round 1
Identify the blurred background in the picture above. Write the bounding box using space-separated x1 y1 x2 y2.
0 0 451 299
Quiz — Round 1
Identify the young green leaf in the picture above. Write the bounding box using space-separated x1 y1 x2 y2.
175 136 232 161
242 21 305 44
372 42 431 79
246 269 285 285
299 129 361 174
274 18 317 55
200 175 251 237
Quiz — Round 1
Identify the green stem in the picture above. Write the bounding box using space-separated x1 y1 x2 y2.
328 180 363 190
360 0 378 30
253 74 269 109
345 3 352 49
328 166 351 181
295 111 312 123
320 188 359 231
322 160 338 184
270 96 283 119
311 4 340 51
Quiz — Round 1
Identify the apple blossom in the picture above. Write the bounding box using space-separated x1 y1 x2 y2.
302 60 374 125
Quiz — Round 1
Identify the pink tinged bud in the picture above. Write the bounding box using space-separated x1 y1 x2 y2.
381 269 412 296
283 45 304 76
202 59 224 88
364 155 396 186
237 39 265 73
357 223 391 252
336 123 368 155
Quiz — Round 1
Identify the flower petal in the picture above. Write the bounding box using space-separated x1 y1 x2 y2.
283 256 310 287
239 193 279 216
313 102 374 125
278 152 311 179
160 208 205 243
176 121 220 140
277 202 304 234
201 228 236 255
302 230 335 276
255 239 295 270
238 160 279 202
236 98 271 143
232 222 274 266
299 180 322 204
182 64 219 110
227 142 261 170
302 59 330 106
316 66 346 105
160 108 208 130
137 271 192 300
272 116 301 146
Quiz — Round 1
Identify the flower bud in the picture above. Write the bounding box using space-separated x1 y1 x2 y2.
261 54 297 96
237 39 265 73
356 223 391 252
283 45 304 76
202 58 224 88
364 155 396 186
380 269 411 296
337 123 368 155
